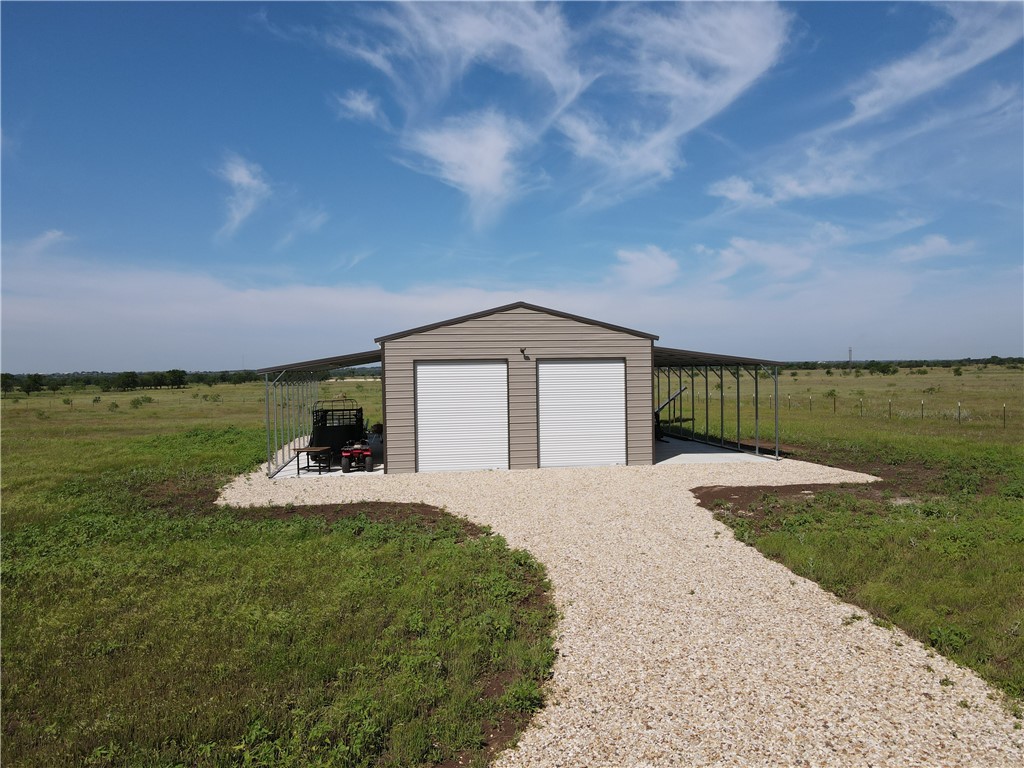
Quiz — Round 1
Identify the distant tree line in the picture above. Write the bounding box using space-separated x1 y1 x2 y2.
781 356 1023 375
0 369 263 397
330 366 382 379
3 356 1018 398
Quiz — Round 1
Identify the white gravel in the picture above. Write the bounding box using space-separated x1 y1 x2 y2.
218 458 1024 767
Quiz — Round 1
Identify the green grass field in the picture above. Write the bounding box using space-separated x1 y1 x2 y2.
675 363 1023 707
1 381 555 767
4 363 1022 765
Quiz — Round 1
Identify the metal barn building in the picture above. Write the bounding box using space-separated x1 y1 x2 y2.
376 303 656 473
259 302 780 476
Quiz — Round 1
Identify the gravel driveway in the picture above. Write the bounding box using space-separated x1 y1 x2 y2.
219 458 1023 766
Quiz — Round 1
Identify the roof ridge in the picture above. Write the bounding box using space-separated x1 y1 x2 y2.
374 301 658 343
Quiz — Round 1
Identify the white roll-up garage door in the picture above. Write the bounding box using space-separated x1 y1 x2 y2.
538 359 626 468
415 361 509 472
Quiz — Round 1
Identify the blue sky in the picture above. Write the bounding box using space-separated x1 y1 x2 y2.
2 1 1022 373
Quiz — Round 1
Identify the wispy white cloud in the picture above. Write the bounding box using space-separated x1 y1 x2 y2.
313 2 583 223
559 2 791 202
343 250 371 271
329 89 390 128
273 2 790 218
838 3 1023 130
214 152 271 240
609 245 679 289
707 237 813 283
764 143 878 203
0 125 23 158
709 79 1021 210
8 229 72 260
706 5 1022 214
892 234 974 263
275 206 329 251
327 2 585 115
707 146 874 207
706 176 773 208
699 222 848 282
405 110 530 228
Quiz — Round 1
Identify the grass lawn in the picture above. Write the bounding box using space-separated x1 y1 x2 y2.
690 363 1024 708
1 382 556 767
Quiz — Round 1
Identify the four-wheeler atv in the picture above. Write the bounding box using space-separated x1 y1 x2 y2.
340 438 374 473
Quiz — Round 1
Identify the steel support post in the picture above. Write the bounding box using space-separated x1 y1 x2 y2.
718 365 724 446
737 366 745 450
693 368 700 439
754 366 760 455
703 366 709 442
265 374 273 475
774 366 780 459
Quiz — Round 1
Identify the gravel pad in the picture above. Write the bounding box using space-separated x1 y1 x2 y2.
219 459 1023 766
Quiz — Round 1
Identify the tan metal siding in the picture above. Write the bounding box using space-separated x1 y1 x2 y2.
382 306 653 473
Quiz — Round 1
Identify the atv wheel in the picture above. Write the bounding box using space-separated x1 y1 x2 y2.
341 456 351 473
364 456 374 473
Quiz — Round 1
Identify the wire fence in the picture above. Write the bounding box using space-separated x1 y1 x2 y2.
678 389 1020 433
773 394 1015 428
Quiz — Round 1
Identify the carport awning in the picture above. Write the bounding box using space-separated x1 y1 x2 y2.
256 349 381 375
653 345 781 368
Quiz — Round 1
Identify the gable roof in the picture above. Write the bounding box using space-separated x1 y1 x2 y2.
374 301 659 343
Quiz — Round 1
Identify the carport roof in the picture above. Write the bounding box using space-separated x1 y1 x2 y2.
256 349 381 375
653 345 781 368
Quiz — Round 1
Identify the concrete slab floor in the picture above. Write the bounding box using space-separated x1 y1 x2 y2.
655 436 772 464
281 436 769 478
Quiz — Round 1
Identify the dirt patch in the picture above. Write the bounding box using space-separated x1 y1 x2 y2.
437 711 531 768
693 483 851 518
692 456 946 520
142 478 221 514
230 500 490 538
144 476 491 539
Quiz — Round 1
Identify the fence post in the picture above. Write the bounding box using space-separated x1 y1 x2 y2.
957 401 961 425
809 395 813 413
860 398 863 417
889 399 892 420
1004 404 1007 428
921 400 924 419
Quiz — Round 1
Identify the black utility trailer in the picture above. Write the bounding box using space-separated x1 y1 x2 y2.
309 399 373 472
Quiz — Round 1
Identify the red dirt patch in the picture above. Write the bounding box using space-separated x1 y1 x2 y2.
230 500 490 537
692 454 947 520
